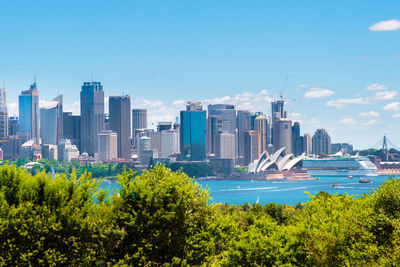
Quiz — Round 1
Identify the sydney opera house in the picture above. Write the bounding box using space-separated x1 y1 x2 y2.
247 147 312 180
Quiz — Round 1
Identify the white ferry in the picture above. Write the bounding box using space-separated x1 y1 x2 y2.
302 155 378 177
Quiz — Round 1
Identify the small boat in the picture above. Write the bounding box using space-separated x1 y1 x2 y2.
359 178 371 183
347 175 353 179
332 182 339 188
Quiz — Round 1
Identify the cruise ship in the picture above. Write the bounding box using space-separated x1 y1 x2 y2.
302 155 378 177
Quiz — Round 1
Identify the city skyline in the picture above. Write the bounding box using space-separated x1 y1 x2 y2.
1 1 400 149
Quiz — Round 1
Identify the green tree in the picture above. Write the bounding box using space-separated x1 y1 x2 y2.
113 164 214 265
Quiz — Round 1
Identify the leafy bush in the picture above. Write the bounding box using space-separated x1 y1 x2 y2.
1 164 400 265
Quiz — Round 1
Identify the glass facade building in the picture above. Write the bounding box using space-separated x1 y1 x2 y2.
18 82 40 144
109 95 131 160
180 102 206 161
0 88 8 140
80 82 104 156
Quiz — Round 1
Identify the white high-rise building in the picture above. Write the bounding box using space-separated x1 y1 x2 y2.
0 88 8 140
161 130 180 158
40 96 63 145
303 133 312 155
216 132 235 161
98 130 118 162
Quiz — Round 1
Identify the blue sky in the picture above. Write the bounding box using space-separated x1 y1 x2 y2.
1 0 400 149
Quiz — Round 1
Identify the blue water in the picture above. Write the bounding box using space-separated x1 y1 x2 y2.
100 175 396 205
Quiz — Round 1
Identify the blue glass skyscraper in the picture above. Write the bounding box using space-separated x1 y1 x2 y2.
18 82 40 144
80 81 104 156
180 102 206 161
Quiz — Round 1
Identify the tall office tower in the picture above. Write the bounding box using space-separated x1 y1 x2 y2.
207 115 222 155
149 131 162 158
208 104 237 157
9 116 19 136
98 130 118 162
180 101 206 161
161 129 180 158
250 112 263 130
208 104 236 135
271 99 287 121
237 110 251 158
312 128 331 155
109 95 131 160
254 114 268 156
244 130 259 166
216 132 235 161
303 133 311 155
139 136 156 165
19 82 40 144
272 118 292 155
0 88 8 140
63 112 81 151
291 122 302 156
80 81 104 156
132 108 147 133
157 122 172 132
40 95 63 145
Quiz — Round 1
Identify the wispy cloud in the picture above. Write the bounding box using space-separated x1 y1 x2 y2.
369 19 400 31
339 117 356 125
358 111 380 118
364 83 387 91
326 98 365 108
383 102 400 111
326 90 397 108
374 90 397 100
304 87 334 99
393 113 400 118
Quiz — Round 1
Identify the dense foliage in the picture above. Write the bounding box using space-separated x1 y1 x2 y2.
1 163 400 266
12 158 136 178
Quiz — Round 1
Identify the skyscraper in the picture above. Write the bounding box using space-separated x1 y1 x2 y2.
236 110 251 158
19 82 40 144
303 133 311 155
161 129 180 158
208 104 237 157
312 128 331 155
132 108 147 132
244 130 259 165
208 104 236 135
291 122 302 156
216 132 235 161
63 112 81 151
180 102 206 161
272 118 292 155
109 95 131 160
40 95 63 145
254 114 268 156
271 99 287 121
0 88 8 140
80 81 104 156
98 130 118 162
207 115 222 155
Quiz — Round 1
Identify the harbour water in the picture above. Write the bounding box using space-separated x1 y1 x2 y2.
101 175 396 205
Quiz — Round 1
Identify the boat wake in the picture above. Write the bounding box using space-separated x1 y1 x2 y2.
216 186 278 192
